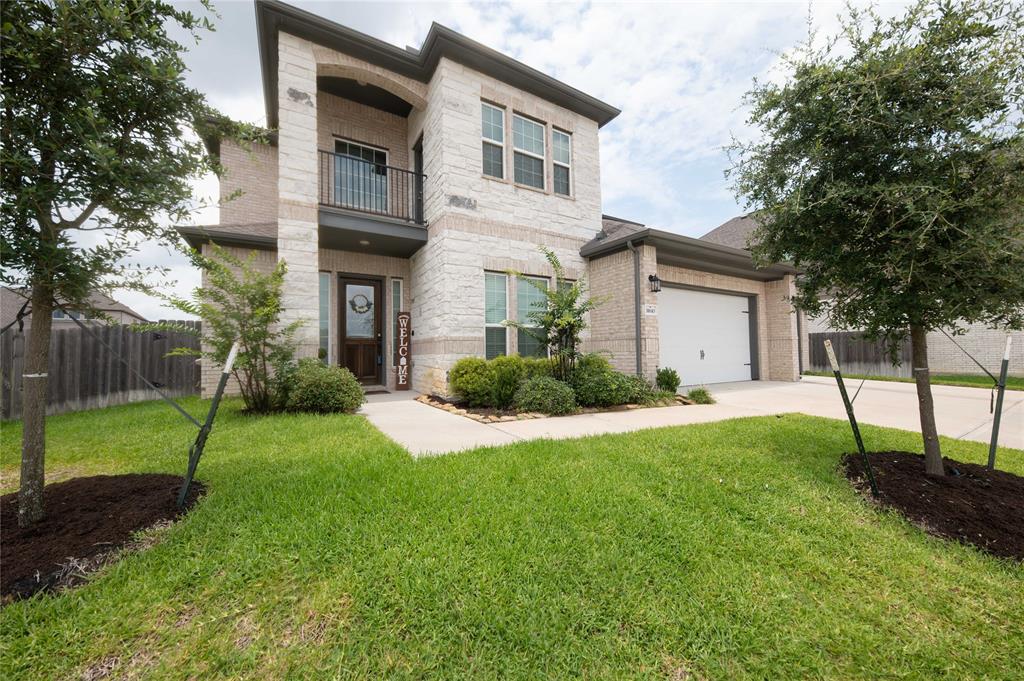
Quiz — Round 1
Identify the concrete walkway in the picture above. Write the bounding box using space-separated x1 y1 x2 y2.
361 377 1023 457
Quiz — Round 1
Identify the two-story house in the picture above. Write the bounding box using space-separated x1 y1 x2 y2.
179 0 805 396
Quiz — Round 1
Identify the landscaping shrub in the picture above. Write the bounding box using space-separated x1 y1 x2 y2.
624 375 656 404
687 387 715 404
449 357 496 407
286 359 364 413
572 356 634 407
522 356 555 379
490 355 526 408
656 367 681 393
514 376 576 415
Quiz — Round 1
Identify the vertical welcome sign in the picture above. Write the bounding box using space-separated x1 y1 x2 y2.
395 312 411 390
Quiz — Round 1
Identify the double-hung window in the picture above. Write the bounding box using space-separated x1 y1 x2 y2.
552 130 571 196
512 114 545 189
481 103 505 179
484 272 508 359
516 276 549 358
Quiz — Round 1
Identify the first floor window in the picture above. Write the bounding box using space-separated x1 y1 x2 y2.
319 272 330 362
391 278 403 352
485 272 508 359
516 276 549 358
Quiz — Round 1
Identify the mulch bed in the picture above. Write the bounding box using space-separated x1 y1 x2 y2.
1 474 204 601
844 452 1024 561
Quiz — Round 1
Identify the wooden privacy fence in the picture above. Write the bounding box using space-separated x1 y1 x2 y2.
0 321 200 420
809 331 913 377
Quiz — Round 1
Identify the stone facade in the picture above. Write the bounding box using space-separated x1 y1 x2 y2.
200 23 806 397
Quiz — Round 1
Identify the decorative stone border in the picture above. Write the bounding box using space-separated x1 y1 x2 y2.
416 394 694 423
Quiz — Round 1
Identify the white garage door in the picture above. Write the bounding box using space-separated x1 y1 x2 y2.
658 287 753 385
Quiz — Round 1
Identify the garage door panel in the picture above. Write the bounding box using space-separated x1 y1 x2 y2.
658 287 753 385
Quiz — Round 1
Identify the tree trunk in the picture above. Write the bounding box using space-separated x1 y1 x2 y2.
18 283 54 527
910 325 944 476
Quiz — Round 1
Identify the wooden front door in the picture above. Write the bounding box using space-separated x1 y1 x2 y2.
340 277 382 385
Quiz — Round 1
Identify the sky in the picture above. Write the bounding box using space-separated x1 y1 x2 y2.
118 0 907 319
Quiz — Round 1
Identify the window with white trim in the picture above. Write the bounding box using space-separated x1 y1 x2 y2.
552 130 571 196
512 114 545 189
516 276 549 358
481 103 505 179
391 278 403 352
484 272 508 359
318 272 331 362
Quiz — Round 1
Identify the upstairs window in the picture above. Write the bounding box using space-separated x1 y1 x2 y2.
512 114 545 189
481 103 504 179
552 130 571 196
334 139 388 213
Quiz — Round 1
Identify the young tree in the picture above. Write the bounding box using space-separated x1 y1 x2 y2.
505 247 605 381
729 0 1024 475
157 245 299 414
0 0 257 525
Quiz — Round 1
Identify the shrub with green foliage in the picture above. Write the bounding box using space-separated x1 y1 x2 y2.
522 356 555 380
624 375 656 404
687 387 715 405
490 355 525 408
448 357 496 407
656 367 681 393
514 376 577 415
571 356 634 407
286 359 364 413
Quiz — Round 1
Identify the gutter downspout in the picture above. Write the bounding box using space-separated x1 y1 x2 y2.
626 240 643 376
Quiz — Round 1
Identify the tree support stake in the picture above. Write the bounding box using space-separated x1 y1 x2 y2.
987 336 1012 471
824 340 878 497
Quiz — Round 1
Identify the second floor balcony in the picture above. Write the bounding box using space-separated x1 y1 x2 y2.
318 149 425 226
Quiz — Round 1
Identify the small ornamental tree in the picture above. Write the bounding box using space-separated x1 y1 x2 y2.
158 245 299 413
0 0 259 525
505 247 605 381
729 0 1024 475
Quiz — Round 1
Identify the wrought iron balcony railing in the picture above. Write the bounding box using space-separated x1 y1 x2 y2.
318 150 425 224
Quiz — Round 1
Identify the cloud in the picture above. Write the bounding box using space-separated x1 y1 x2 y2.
127 0 909 320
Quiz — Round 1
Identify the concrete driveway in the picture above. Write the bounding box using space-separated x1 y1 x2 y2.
362 377 1023 456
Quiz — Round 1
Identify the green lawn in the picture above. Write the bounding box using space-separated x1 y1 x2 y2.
1 400 1022 680
803 370 1024 391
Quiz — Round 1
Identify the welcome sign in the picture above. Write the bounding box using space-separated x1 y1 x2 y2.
395 312 411 390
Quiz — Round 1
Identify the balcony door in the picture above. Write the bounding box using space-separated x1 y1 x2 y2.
334 140 388 214
340 276 382 385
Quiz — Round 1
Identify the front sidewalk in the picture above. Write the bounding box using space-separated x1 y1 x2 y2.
362 377 1024 456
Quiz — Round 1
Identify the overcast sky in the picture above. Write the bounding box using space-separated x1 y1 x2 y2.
119 0 906 319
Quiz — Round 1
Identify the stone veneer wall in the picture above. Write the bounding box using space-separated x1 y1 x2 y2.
218 140 278 225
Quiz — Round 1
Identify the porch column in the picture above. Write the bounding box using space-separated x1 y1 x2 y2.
277 32 320 358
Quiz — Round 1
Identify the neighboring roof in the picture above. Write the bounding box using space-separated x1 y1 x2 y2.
579 214 647 254
700 213 763 250
581 224 796 282
1 286 147 328
177 223 278 250
255 0 621 131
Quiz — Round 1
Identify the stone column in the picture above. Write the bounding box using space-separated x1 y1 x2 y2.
277 32 320 358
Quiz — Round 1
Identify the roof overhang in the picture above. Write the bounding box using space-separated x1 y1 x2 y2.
177 226 277 251
581 228 798 282
255 0 621 132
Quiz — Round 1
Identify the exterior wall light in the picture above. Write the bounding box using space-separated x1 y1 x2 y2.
648 274 662 293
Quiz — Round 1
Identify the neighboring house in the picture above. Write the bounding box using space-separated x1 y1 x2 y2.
180 0 804 396
1 286 147 332
700 215 1024 376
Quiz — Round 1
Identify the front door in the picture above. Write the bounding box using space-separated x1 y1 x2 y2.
340 277 382 385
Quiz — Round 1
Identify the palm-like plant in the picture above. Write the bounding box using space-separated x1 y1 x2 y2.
504 247 605 381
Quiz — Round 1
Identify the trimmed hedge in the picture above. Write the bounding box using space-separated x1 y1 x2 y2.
286 359 364 413
656 367 681 393
514 376 577 415
448 357 495 407
490 355 526 408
